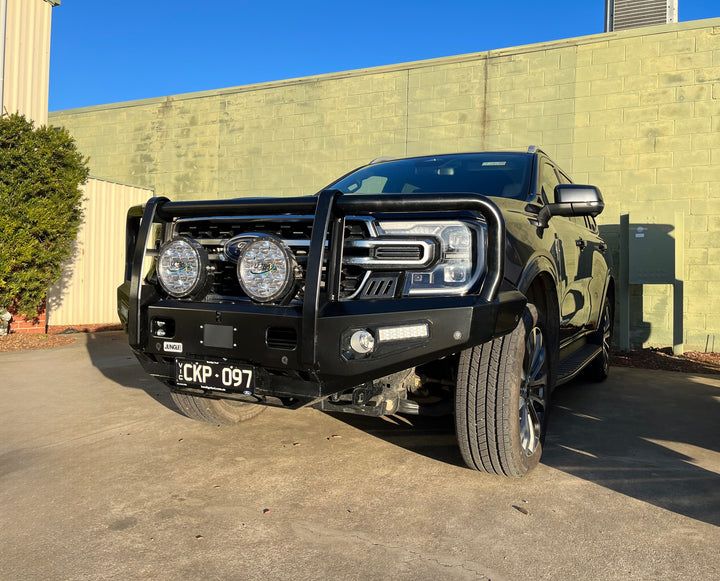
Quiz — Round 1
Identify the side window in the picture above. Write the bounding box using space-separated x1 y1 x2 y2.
540 161 560 202
548 163 588 228
572 215 589 228
558 170 595 231
586 215 598 232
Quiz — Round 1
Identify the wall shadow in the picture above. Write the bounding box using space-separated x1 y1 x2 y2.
46 238 81 321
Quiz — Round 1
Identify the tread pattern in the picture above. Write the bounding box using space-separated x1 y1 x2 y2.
455 306 541 477
170 391 266 425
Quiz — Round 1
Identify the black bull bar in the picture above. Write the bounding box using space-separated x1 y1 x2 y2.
125 190 515 379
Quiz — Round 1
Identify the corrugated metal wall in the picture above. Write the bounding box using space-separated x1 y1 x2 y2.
47 179 154 327
1 0 53 124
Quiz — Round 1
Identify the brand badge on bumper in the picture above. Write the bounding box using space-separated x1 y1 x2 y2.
163 341 183 353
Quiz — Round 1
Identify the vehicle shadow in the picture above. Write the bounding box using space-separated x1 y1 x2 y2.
543 367 720 527
87 332 720 526
84 330 179 413
326 412 465 468
328 368 720 527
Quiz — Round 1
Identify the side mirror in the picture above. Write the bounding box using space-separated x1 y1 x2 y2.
536 184 604 228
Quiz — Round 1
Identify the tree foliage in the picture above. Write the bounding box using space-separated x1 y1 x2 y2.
0 113 89 317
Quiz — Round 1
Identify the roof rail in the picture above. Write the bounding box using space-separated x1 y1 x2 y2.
369 156 396 164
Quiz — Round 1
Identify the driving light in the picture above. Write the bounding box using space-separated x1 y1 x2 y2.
377 323 429 343
157 237 210 298
237 235 298 303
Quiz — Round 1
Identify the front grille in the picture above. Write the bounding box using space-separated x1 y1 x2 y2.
173 216 371 302
177 219 315 242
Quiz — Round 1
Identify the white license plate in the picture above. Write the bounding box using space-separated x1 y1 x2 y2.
175 359 254 393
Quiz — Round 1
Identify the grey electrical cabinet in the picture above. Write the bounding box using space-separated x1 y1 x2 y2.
628 223 675 284
619 213 684 354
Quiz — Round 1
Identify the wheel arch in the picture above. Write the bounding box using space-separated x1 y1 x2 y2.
601 274 616 337
518 265 560 391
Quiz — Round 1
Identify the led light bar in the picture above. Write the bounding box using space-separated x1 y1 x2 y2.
377 323 429 343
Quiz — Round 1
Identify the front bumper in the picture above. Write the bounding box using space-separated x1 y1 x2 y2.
126 290 525 404
120 191 525 406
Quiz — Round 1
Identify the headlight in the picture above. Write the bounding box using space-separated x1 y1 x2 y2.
156 237 210 298
377 220 485 296
237 235 299 303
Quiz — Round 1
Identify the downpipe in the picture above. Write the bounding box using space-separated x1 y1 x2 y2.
0 0 7 115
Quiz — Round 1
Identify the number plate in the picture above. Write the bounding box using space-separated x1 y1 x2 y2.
175 359 254 393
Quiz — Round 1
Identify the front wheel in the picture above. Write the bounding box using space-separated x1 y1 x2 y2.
170 391 266 425
455 304 550 477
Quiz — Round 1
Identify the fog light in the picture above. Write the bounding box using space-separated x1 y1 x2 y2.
151 318 175 338
350 330 375 354
377 323 429 343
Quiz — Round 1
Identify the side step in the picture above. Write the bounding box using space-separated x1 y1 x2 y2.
557 344 602 386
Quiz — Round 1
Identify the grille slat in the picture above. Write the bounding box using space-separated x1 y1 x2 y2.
374 246 423 260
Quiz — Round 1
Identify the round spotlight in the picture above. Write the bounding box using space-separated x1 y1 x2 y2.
350 330 375 355
237 235 298 303
157 237 210 298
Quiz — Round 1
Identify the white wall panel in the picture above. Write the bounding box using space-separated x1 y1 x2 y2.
47 179 154 326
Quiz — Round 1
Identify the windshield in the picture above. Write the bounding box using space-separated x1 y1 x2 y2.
329 153 533 200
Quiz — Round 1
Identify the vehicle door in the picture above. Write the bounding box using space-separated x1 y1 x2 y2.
540 161 593 344
575 212 609 331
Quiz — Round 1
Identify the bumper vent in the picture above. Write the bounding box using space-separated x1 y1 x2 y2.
361 275 398 299
266 327 298 350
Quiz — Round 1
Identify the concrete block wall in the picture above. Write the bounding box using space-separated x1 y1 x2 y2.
49 18 720 350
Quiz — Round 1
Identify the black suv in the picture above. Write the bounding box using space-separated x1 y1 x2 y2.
118 147 613 477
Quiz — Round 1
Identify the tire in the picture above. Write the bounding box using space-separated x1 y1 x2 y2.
584 296 613 382
455 304 550 477
170 391 266 425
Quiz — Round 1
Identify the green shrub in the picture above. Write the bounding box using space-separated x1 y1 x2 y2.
0 113 89 317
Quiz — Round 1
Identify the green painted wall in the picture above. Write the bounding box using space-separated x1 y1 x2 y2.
50 18 720 350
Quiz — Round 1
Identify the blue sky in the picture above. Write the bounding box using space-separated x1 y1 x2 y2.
49 1 719 111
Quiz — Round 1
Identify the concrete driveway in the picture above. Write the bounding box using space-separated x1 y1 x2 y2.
2 331 719 580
